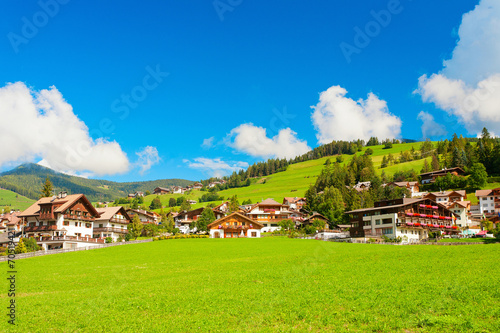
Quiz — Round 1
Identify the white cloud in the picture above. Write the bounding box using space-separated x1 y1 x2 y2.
136 146 160 175
417 111 447 139
0 82 130 176
184 157 249 178
201 137 215 149
417 0 500 135
226 124 310 159
310 85 402 143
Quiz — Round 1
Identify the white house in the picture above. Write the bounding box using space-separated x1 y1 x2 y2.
19 193 104 250
245 198 292 232
94 206 131 241
208 212 264 238
475 188 500 215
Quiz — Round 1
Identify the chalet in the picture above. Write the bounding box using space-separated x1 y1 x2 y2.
19 192 104 250
126 209 158 224
212 201 230 218
172 186 184 194
283 197 306 210
208 212 264 238
300 212 330 230
134 191 144 197
384 181 420 196
423 190 466 203
174 207 205 228
94 206 131 241
128 193 135 198
345 198 459 243
245 198 292 232
419 167 465 184
442 201 471 227
475 188 500 215
193 183 203 189
353 181 371 192
153 187 170 195
187 200 197 205
1 212 21 233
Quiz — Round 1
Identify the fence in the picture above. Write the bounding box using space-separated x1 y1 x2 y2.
0 239 153 261
326 238 486 246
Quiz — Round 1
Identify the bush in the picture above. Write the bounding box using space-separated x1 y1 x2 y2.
304 225 316 235
125 234 131 241
105 237 113 243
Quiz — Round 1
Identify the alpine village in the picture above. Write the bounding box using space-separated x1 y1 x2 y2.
2 130 499 254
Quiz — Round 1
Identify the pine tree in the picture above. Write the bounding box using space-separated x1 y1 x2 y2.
127 215 143 240
41 177 54 198
229 195 240 213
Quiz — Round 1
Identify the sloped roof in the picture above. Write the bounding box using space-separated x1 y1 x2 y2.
207 212 264 229
425 190 466 198
19 194 99 217
96 206 131 221
258 198 283 206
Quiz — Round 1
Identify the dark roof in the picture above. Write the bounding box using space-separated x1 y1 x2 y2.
419 167 465 177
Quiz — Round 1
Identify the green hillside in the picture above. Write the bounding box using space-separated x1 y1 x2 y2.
137 142 434 211
0 188 35 211
0 163 194 202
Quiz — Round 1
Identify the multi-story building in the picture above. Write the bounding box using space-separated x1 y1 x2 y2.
282 197 306 210
345 198 459 243
419 167 465 184
208 212 263 238
126 209 158 224
245 198 293 232
19 192 104 250
384 181 420 197
475 188 500 215
423 190 466 203
442 201 471 227
94 206 131 241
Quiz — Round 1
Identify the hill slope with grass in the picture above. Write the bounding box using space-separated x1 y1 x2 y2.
0 188 35 211
137 142 435 211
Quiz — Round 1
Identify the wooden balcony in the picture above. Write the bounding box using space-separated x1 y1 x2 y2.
93 227 128 234
24 225 57 232
63 214 95 221
109 217 129 224
39 213 54 220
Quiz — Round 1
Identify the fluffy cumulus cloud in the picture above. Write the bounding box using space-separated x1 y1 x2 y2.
417 111 447 139
311 85 402 143
226 124 310 159
184 157 248 178
417 0 500 135
136 146 160 175
0 82 130 176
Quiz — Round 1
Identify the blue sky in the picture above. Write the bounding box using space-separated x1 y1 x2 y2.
1 0 498 182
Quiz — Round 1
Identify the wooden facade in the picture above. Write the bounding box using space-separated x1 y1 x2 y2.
208 213 263 238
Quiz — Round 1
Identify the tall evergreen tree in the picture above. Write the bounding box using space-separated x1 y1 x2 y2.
40 176 54 198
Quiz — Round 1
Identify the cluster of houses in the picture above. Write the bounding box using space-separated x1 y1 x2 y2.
0 164 498 250
151 183 204 196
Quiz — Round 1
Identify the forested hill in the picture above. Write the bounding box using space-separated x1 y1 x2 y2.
0 163 194 202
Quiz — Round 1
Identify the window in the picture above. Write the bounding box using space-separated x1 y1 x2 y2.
99 224 103 228
251 232 257 237
352 222 359 228
85 223 91 228
39 222 44 226
63 221 69 226
364 221 371 226
382 228 393 235
375 219 381 225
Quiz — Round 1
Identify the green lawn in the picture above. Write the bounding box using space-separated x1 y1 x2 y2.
438 237 499 243
3 238 499 332
0 189 35 211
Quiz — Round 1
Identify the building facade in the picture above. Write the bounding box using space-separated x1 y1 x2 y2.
245 199 292 232
94 206 131 241
208 212 263 238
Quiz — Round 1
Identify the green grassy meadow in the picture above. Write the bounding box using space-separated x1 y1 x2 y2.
2 238 499 332
0 189 35 211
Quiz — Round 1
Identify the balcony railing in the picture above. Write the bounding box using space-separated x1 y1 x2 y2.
93 227 128 234
109 217 129 224
37 235 105 243
24 225 57 232
39 213 54 220
63 214 95 221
